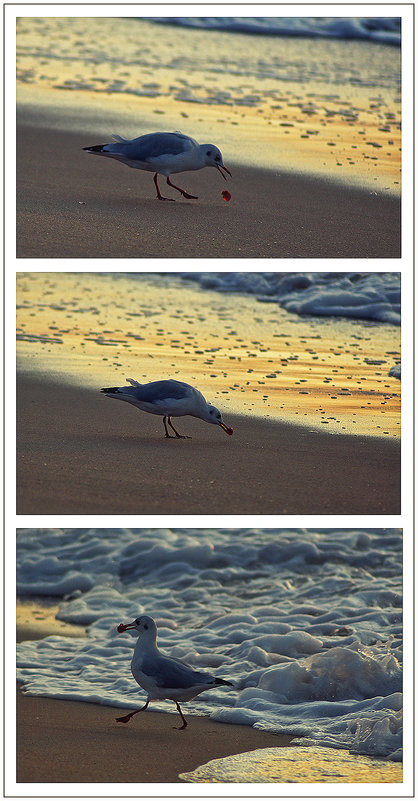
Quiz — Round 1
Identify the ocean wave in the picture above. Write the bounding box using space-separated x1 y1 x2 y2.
147 17 401 46
17 527 402 761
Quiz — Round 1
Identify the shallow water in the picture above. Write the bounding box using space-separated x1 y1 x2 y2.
17 528 402 762
179 745 403 783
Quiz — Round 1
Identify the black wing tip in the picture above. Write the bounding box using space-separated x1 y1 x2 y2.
100 387 119 393
215 678 234 687
83 144 105 152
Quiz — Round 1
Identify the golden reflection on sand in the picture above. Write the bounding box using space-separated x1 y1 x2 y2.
16 272 400 438
16 598 86 641
16 17 401 192
180 744 402 783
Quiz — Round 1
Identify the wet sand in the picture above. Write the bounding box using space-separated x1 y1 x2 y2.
16 683 293 784
14 608 402 785
16 17 401 191
16 615 293 784
17 124 400 259
15 16 401 258
16 373 400 514
16 272 401 438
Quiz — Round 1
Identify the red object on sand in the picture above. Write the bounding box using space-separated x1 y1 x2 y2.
117 623 127 632
221 190 231 202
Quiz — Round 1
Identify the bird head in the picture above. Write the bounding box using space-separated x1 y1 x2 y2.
117 615 157 640
205 404 233 435
201 145 232 180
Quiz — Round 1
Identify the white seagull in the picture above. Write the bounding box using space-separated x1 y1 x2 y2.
100 378 233 438
116 615 233 729
83 131 232 201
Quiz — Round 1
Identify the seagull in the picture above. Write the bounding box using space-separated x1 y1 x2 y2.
116 615 233 729
83 131 231 200
100 378 233 438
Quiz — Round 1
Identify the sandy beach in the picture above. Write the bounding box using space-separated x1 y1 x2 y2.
16 614 293 784
17 123 400 259
15 16 401 258
16 272 401 437
16 683 294 784
17 373 400 515
16 614 402 784
16 273 401 514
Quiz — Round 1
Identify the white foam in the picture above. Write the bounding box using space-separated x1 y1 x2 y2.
17 528 402 761
149 18 401 47
179 272 401 325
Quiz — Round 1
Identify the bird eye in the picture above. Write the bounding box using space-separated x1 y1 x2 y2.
144 624 148 630
206 150 211 156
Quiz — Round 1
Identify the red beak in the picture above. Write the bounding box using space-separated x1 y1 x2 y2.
219 422 233 435
117 622 136 632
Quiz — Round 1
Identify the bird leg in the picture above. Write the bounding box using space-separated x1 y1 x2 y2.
173 701 188 729
116 699 149 723
166 176 198 200
153 173 174 201
163 416 191 439
163 415 176 438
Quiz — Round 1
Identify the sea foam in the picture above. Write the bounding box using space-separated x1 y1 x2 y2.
17 528 402 761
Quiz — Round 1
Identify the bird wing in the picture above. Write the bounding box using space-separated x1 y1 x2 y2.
106 132 197 163
141 653 215 690
128 380 192 403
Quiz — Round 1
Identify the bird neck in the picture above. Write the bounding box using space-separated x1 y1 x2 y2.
135 633 158 654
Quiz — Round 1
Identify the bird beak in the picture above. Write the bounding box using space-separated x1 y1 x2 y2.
219 421 233 435
217 164 232 180
117 622 136 632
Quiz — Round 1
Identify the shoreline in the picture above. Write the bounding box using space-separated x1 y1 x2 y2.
16 122 401 258
16 272 401 438
17 371 401 514
15 619 401 785
16 684 294 784
16 614 294 784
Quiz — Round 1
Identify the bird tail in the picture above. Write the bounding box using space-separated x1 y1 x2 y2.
101 379 141 394
111 133 130 143
214 678 234 687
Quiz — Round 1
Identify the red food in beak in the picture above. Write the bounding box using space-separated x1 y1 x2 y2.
117 623 128 632
222 190 231 202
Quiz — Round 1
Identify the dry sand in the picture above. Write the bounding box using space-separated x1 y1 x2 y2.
17 373 400 514
17 124 400 259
